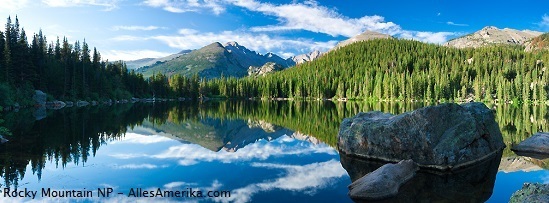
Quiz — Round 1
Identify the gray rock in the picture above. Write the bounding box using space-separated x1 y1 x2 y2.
46 101 66 110
76 100 90 107
0 134 8 144
338 102 505 170
33 90 47 107
34 107 46 121
512 132 549 157
65 101 74 107
510 183 549 203
348 159 418 200
341 151 501 202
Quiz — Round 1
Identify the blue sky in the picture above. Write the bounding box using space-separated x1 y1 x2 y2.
1 0 548 61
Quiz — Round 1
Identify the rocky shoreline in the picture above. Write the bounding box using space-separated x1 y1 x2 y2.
1 90 193 113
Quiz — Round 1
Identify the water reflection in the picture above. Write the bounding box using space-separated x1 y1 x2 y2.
340 152 502 202
0 100 547 202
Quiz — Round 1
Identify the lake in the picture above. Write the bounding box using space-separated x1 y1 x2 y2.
0 101 547 202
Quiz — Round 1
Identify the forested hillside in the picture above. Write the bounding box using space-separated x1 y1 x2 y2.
0 16 153 108
197 38 549 103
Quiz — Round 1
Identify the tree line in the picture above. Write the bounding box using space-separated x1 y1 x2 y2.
0 16 154 108
197 39 549 103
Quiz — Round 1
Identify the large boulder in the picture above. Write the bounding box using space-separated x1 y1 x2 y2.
512 132 549 158
33 90 47 107
348 159 418 200
510 183 549 203
338 102 505 170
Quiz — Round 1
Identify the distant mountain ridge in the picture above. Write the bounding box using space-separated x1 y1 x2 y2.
137 41 302 78
444 26 543 48
126 50 192 70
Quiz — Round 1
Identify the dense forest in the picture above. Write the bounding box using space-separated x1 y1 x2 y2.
0 16 156 108
195 39 549 103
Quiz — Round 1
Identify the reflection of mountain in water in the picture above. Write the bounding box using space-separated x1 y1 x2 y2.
141 118 321 152
499 156 549 173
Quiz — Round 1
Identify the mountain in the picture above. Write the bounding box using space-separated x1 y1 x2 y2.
444 26 542 48
137 42 294 78
125 50 192 70
248 62 284 76
331 31 393 51
525 33 549 51
291 50 322 64
141 118 293 152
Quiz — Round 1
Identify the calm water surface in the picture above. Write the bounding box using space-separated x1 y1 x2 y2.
0 101 547 202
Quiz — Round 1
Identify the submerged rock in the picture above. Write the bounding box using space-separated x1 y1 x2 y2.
0 134 8 144
33 90 47 107
348 159 418 200
338 102 505 170
76 100 90 107
512 132 549 157
34 107 46 121
341 151 501 202
46 101 66 110
510 183 549 203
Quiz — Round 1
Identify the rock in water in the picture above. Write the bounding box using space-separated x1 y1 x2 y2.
510 183 549 203
512 132 549 157
338 102 505 170
0 134 8 144
348 159 418 200
33 90 47 107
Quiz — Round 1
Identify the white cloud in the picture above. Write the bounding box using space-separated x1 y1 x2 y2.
164 181 197 188
0 0 29 12
541 14 549 30
151 30 337 56
42 0 119 11
112 25 164 31
447 21 469 27
227 0 400 37
399 31 456 44
212 160 347 203
143 0 225 15
111 35 149 41
102 49 174 61
225 0 455 44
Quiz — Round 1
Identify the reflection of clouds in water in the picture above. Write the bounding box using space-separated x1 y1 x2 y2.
212 160 347 203
151 135 337 166
110 132 174 145
543 172 549 184
109 153 149 159
111 164 169 169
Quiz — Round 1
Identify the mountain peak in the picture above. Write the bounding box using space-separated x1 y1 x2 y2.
332 30 393 50
445 26 543 49
225 41 240 47
206 42 224 48
481 26 499 31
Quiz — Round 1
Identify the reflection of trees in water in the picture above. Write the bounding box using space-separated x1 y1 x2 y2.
0 103 161 188
0 101 547 188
